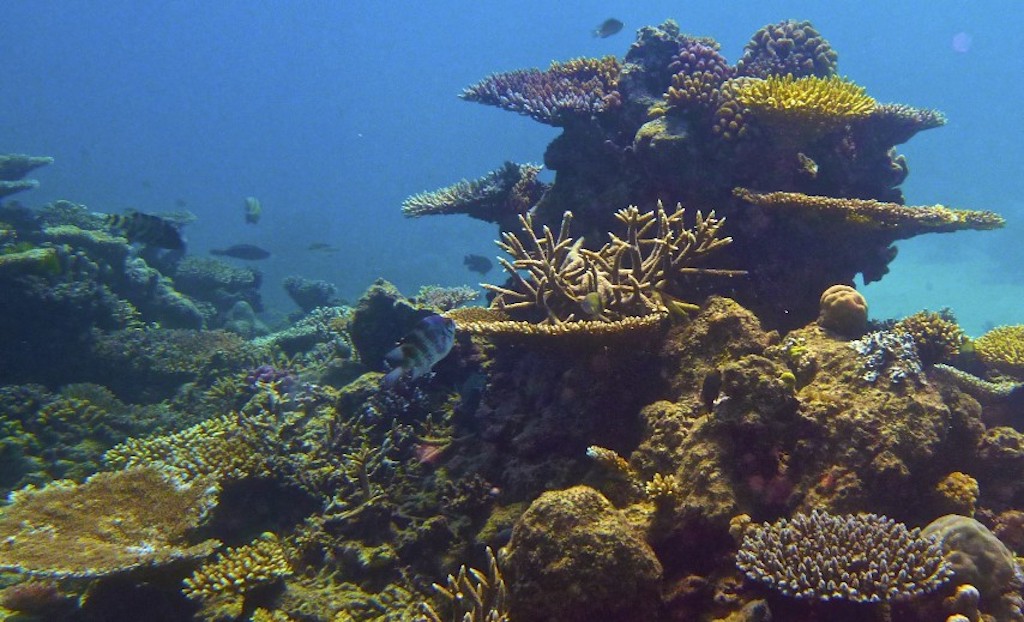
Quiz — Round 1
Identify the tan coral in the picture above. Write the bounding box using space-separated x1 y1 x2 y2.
818 284 868 337
183 533 292 620
420 546 509 622
0 467 219 578
895 310 966 366
734 188 1005 235
104 414 268 483
935 472 980 517
973 325 1024 378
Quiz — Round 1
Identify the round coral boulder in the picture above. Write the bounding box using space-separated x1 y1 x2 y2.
504 485 663 621
818 284 868 337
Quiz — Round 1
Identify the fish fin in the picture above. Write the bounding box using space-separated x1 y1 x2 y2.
384 344 407 366
382 367 404 387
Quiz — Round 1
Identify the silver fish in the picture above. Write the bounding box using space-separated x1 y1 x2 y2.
383 314 456 386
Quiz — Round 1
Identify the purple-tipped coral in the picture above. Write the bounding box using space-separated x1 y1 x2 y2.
402 162 546 229
461 56 621 126
664 41 734 113
735 20 838 79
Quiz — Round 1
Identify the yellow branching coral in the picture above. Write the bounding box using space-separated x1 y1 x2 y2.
0 467 219 578
484 202 740 326
894 310 966 366
183 533 292 620
734 188 1005 236
732 74 876 129
973 325 1024 378
420 547 509 622
104 414 269 483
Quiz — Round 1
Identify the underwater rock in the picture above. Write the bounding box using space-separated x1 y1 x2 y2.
349 279 433 371
504 485 662 622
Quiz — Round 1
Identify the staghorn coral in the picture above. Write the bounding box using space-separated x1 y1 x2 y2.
402 162 546 228
732 75 876 134
484 203 738 325
894 309 966 366
0 467 219 578
817 284 868 337
733 188 1005 235
104 414 269 483
461 57 621 126
182 532 293 621
973 325 1024 378
735 20 838 79
420 547 509 622
736 509 951 603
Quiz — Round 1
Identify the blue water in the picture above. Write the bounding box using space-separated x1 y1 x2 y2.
4 1 1022 334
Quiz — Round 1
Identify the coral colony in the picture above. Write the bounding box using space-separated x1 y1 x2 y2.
2 17 1024 622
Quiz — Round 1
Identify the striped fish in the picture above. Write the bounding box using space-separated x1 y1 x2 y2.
383 314 456 387
105 209 185 249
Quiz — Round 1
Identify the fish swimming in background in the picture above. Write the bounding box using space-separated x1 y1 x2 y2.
463 253 493 275
244 196 261 224
593 18 623 38
105 209 186 249
210 243 271 260
383 314 456 387
307 242 340 253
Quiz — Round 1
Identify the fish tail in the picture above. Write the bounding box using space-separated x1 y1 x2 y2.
382 367 405 387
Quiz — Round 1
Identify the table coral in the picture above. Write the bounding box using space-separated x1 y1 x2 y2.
736 509 951 602
732 74 876 134
0 467 219 578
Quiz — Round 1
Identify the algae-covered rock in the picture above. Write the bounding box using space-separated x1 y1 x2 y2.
504 485 662 621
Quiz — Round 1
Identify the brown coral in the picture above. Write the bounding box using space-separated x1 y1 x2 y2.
895 310 966 366
401 162 547 228
736 20 838 79
818 284 868 337
973 325 1024 378
0 467 219 578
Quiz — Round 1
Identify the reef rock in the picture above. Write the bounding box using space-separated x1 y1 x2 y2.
504 485 663 622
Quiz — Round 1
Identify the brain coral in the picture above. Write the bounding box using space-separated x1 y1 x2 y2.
818 284 868 337
736 510 951 603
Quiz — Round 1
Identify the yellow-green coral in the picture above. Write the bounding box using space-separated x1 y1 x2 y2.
183 532 292 621
973 325 1024 378
895 310 966 366
935 471 980 517
0 467 218 578
732 74 876 128
420 547 509 622
104 414 268 483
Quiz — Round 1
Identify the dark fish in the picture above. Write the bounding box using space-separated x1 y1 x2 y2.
463 254 493 275
210 243 271 260
105 209 186 250
307 242 340 253
383 314 456 386
244 196 261 224
593 18 623 38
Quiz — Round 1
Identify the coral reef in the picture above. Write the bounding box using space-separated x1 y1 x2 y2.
736 509 951 602
0 467 219 578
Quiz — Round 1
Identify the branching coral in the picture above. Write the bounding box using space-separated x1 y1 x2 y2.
736 509 951 603
0 467 219 578
483 202 739 325
420 547 509 622
663 41 734 114
415 284 479 312
402 162 547 228
973 325 1024 378
461 56 621 126
733 188 1005 235
735 20 838 79
732 75 876 133
183 532 292 621
894 310 966 366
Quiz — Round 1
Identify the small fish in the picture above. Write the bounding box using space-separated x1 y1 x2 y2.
244 196 262 225
307 242 340 253
797 152 818 179
105 209 186 250
463 254 493 275
383 314 456 386
580 291 604 317
210 243 271 260
593 18 623 39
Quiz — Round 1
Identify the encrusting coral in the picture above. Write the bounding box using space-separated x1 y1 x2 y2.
0 466 219 578
736 509 951 603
